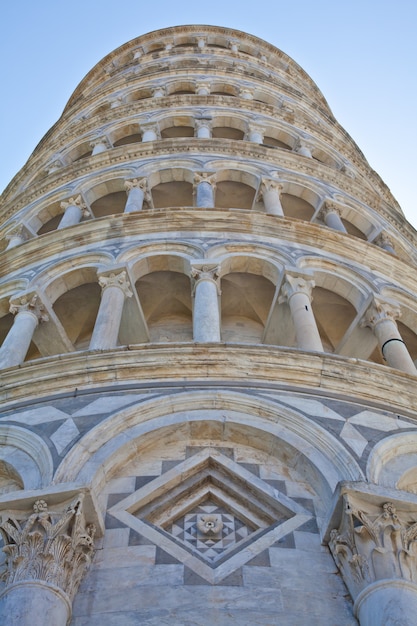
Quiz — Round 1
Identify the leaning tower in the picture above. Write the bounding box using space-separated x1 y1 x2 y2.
1 24 417 626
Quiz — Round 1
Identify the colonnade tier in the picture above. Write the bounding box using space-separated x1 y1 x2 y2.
1 256 417 375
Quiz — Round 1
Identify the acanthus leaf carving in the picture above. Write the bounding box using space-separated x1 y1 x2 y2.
0 495 95 601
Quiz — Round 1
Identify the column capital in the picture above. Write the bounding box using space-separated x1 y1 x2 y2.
295 138 314 156
195 81 211 94
0 494 95 602
5 224 30 243
151 85 166 97
374 232 394 250
98 270 133 298
196 36 206 49
193 171 217 190
140 121 161 137
280 273 315 303
124 177 148 194
228 39 240 52
191 263 221 294
9 294 49 323
89 134 111 150
239 87 254 99
195 118 213 131
320 200 343 218
260 178 284 194
60 195 86 211
362 296 401 330
325 483 417 602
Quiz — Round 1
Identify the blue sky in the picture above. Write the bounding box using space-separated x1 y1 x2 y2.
1 1 416 228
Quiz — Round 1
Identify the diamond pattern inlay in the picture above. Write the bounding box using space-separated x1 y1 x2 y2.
108 448 312 583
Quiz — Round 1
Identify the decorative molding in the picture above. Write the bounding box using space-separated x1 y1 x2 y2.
0 495 95 601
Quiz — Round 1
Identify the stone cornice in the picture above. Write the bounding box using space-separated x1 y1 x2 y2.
0 344 417 418
1 211 416 289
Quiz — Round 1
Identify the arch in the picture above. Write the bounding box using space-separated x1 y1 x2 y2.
148 168 194 208
214 169 258 210
53 390 363 516
367 432 417 493
279 181 322 221
0 425 53 489
111 122 142 147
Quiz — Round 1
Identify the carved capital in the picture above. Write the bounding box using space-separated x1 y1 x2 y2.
124 177 148 194
60 195 86 212
9 294 49 323
280 274 315 303
320 201 342 218
98 271 133 298
193 171 217 191
362 296 401 330
295 138 314 155
191 263 221 294
374 232 394 250
328 494 417 601
228 39 239 52
89 135 110 150
260 178 284 196
151 85 166 97
195 118 212 131
5 224 29 243
0 495 95 601
140 121 160 137
239 87 254 99
196 36 206 49
195 81 211 94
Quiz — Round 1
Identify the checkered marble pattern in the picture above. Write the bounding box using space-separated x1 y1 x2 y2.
168 501 252 562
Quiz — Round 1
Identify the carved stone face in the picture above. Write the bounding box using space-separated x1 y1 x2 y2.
196 514 223 536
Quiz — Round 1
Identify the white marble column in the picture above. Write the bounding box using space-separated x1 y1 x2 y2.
319 201 347 233
280 274 323 352
195 119 212 138
295 139 313 158
58 195 88 229
374 232 396 255
0 495 95 626
89 271 133 350
247 123 264 144
328 488 417 626
0 295 48 369
192 264 221 342
5 225 28 249
141 122 160 142
195 81 211 95
124 178 148 213
362 297 416 374
90 135 110 155
259 179 284 216
194 172 217 208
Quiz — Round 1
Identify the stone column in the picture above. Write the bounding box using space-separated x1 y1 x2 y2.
89 271 133 350
58 195 88 229
0 495 95 626
195 119 212 139
195 81 211 95
196 37 206 50
90 135 111 155
0 295 48 369
247 123 264 144
327 487 417 626
194 172 217 208
191 264 221 342
295 139 313 158
374 232 396 255
319 201 347 233
141 122 160 142
5 225 28 250
259 179 284 216
124 178 149 213
280 274 323 352
362 297 416 374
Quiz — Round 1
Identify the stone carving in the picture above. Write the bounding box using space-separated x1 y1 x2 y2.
329 497 417 600
320 201 343 218
98 271 133 298
5 224 29 243
193 171 217 189
362 297 401 330
9 294 49 323
60 195 88 215
280 274 315 302
0 495 95 600
197 514 223 536
191 264 221 295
